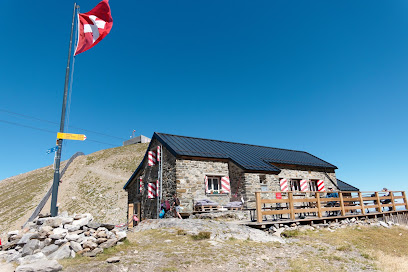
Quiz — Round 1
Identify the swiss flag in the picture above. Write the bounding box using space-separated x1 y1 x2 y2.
74 0 113 55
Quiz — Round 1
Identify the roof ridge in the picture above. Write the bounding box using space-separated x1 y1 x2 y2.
155 132 312 154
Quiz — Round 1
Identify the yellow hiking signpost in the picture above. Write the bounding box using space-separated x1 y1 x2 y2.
57 132 87 141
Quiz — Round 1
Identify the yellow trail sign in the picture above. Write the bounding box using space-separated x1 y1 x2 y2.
57 132 87 141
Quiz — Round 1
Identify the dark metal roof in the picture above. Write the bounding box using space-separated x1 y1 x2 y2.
156 133 337 171
337 179 359 191
124 132 338 189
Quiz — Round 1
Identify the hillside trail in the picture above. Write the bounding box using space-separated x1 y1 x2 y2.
0 143 148 242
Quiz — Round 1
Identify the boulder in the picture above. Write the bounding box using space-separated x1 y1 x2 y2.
82 240 97 250
96 238 108 244
49 228 68 240
99 238 117 249
10 234 23 242
69 241 83 252
16 259 62 272
106 257 120 263
48 243 71 260
116 231 127 242
7 230 19 238
17 233 37 245
41 244 59 256
72 217 91 228
2 240 18 251
83 248 103 257
40 226 53 233
65 233 80 242
87 222 101 229
54 239 68 246
43 238 52 247
60 217 74 225
96 231 107 238
64 224 80 232
17 252 46 265
22 240 42 257
43 218 63 228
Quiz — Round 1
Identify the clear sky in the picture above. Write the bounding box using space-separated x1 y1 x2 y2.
1 1 407 193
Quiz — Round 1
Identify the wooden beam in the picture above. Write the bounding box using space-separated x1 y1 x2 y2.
288 192 295 220
375 192 382 213
339 192 345 216
390 192 396 212
316 192 322 218
255 192 262 223
358 192 365 215
402 191 408 210
128 203 134 228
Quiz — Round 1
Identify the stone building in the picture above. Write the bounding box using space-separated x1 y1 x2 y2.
124 133 340 220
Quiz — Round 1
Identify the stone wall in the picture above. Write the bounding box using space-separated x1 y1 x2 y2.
228 162 246 201
126 138 177 220
127 144 338 216
176 159 229 212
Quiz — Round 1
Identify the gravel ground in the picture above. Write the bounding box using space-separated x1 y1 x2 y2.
61 219 377 272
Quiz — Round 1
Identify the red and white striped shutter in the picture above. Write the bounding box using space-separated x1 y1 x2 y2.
156 180 160 197
157 146 161 162
280 178 288 192
139 177 143 192
148 151 156 166
148 182 156 199
300 179 308 192
221 176 231 193
205 176 209 193
317 180 325 192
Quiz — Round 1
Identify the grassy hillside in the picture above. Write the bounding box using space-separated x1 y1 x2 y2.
0 143 148 240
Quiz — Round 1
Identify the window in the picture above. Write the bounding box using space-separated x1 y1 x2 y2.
309 180 318 191
207 176 220 193
259 175 266 184
290 179 301 191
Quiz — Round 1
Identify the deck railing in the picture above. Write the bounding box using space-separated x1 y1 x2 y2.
255 191 408 223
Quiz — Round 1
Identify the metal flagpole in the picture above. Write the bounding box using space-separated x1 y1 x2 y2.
160 145 163 200
157 147 161 219
50 3 78 217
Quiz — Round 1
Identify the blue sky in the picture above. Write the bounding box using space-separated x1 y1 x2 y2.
0 1 407 193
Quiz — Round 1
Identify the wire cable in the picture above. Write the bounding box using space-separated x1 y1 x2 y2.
0 119 118 147
0 108 128 141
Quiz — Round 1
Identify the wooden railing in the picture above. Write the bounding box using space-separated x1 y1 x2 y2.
255 191 408 223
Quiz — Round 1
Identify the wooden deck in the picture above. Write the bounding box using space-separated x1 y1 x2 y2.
249 190 408 228
243 210 408 229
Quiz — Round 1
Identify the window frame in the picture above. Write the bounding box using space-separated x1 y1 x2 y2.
206 176 228 194
290 179 301 191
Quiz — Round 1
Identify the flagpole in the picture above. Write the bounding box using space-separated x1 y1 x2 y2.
50 3 78 217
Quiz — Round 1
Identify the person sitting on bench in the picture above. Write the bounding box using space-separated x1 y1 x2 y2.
381 188 392 211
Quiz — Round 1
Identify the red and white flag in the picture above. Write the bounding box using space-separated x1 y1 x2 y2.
74 0 113 55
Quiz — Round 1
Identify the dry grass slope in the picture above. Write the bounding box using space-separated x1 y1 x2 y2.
60 225 408 272
0 143 148 240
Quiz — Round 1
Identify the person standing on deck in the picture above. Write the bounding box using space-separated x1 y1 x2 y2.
171 193 182 219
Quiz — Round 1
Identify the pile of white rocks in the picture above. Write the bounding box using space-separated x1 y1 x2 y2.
269 217 399 237
0 212 127 269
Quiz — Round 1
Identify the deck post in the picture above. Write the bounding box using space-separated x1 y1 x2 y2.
375 192 382 213
339 192 345 216
358 192 365 215
255 192 262 223
402 191 408 210
288 192 295 220
390 191 396 212
316 192 322 218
